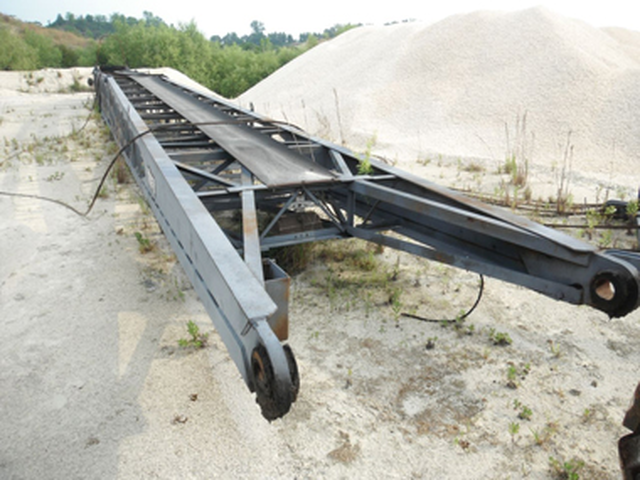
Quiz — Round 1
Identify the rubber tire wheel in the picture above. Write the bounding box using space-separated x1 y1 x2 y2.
251 344 293 421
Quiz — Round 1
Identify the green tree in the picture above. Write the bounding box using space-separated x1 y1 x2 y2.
0 26 38 69
24 29 62 67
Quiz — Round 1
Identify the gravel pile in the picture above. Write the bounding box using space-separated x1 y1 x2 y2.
238 7 640 175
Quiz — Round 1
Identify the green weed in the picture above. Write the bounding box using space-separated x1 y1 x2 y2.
134 231 154 254
489 328 512 346
178 320 209 349
549 455 584 480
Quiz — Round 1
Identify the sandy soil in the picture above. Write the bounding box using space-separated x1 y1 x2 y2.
1 12 640 479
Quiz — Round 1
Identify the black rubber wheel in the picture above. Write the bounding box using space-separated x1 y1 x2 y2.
283 344 300 403
251 344 295 421
590 270 638 318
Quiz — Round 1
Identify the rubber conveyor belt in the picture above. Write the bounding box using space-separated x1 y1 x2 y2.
130 74 337 187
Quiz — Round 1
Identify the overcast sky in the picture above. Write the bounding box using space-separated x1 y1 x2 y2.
1 0 639 38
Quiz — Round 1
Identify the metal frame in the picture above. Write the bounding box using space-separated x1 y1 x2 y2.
94 67 640 420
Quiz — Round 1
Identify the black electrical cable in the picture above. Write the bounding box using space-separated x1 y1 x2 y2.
400 274 484 323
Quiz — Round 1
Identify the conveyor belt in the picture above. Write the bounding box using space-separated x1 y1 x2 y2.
129 73 337 188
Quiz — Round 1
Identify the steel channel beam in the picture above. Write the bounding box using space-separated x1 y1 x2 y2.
95 70 294 407
350 179 590 265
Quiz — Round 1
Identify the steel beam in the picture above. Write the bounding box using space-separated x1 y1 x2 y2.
95 68 297 420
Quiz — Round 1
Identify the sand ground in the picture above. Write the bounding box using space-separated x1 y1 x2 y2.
0 63 639 480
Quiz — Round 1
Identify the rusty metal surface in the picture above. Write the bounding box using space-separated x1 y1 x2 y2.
264 259 290 341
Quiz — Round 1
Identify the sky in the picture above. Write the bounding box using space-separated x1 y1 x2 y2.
1 0 639 39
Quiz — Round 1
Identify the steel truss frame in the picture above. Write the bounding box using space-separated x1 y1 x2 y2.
94 67 640 420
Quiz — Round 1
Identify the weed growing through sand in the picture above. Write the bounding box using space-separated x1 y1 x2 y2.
503 112 531 188
439 313 475 337
134 231 154 253
178 320 209 349
555 130 574 214
599 229 614 248
389 287 402 324
136 195 151 215
506 362 530 389
508 422 520 445
549 456 584 480
111 158 131 184
489 328 512 346
463 160 484 173
548 339 562 358
357 134 377 175
513 399 532 421
531 422 558 446
45 171 65 182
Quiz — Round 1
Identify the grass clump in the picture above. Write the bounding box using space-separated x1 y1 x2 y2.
134 231 154 254
178 320 209 349
549 455 584 480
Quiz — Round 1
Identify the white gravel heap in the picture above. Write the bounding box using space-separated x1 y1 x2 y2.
238 7 640 175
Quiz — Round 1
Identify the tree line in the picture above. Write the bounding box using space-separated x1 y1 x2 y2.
0 12 358 97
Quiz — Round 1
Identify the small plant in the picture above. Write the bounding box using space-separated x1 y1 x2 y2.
463 160 484 173
45 171 65 182
549 456 584 480
548 339 562 358
506 362 530 389
509 422 520 445
68 77 91 93
357 134 377 175
134 231 154 254
598 229 613 248
111 158 130 184
556 130 574 214
178 320 209 349
503 112 531 188
531 422 558 446
358 157 373 175
489 328 512 346
389 288 402 323
513 399 533 420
